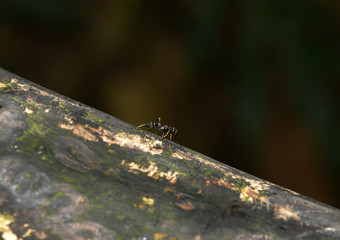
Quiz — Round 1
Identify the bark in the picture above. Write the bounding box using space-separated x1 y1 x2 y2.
0 67 339 240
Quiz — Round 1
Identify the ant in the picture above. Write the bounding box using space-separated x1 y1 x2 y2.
138 117 180 142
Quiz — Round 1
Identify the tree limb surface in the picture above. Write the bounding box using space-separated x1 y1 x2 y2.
0 67 339 240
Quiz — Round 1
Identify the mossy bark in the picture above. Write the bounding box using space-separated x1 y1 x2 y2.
0 67 339 240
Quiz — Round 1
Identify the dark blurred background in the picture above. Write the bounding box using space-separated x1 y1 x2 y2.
1 0 340 208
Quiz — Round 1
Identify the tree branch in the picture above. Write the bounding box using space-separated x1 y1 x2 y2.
0 67 339 240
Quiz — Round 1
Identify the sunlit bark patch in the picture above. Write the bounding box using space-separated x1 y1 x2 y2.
121 160 178 184
59 123 99 142
274 204 301 222
112 132 163 155
59 122 163 155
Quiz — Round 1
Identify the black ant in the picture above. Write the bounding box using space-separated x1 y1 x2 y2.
138 117 180 142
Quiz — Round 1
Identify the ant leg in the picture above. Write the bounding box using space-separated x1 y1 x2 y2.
138 123 146 128
170 134 173 141
162 129 170 138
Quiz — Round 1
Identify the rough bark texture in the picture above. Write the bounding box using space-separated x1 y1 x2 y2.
0 67 339 240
